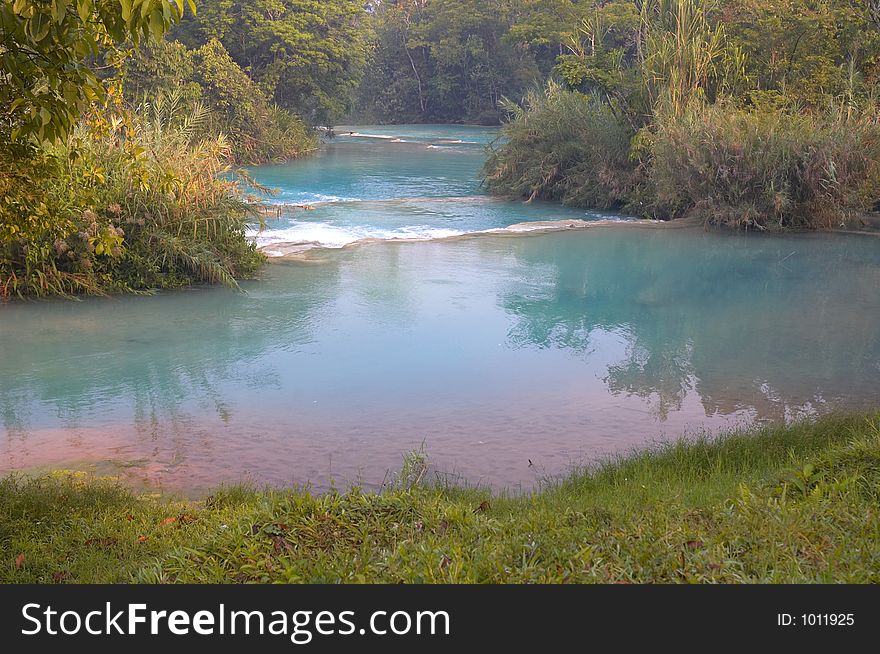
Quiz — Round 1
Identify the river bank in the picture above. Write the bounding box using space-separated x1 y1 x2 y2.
3 412 878 583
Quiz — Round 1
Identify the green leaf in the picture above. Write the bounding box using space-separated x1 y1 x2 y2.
33 15 51 42
51 0 69 23
72 38 87 58
149 8 162 37
77 0 92 22
120 0 132 22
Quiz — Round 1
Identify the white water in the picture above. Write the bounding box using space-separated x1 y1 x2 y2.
245 124 634 253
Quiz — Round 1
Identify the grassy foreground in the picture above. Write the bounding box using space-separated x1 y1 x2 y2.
2 413 879 583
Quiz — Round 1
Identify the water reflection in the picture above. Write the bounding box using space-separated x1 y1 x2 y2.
1 228 879 491
0 259 342 434
500 228 880 421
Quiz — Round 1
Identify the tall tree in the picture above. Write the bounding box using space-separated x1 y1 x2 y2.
357 0 550 124
170 0 368 124
720 0 880 107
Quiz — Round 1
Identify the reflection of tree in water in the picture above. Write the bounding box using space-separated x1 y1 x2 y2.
499 229 880 420
605 334 694 420
503 259 595 352
0 260 342 435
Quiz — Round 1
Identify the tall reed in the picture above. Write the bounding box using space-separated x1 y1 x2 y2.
651 103 880 228
638 0 747 115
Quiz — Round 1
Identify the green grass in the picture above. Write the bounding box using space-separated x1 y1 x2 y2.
2 412 879 583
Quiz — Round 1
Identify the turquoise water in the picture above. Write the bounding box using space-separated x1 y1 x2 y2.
247 125 625 251
1 126 879 493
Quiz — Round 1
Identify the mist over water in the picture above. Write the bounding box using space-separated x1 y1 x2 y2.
2 126 879 494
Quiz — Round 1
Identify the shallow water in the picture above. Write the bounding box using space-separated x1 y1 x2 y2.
2 126 879 494
247 125 626 251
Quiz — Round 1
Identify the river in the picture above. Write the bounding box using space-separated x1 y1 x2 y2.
1 125 878 494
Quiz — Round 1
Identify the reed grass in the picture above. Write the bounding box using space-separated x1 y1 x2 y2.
0 95 265 300
482 83 641 210
651 104 880 228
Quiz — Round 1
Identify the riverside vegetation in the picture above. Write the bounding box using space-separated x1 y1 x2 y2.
2 413 879 583
1 0 322 299
481 0 880 229
2 0 880 584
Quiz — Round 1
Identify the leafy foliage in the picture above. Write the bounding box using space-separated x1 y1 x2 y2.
170 0 368 124
482 0 880 227
0 0 267 300
483 83 641 209
356 0 570 124
124 39 319 164
2 1 322 299
722 0 880 109
1 92 264 300
0 0 192 144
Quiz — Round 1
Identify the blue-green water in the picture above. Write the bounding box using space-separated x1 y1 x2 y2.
1 126 879 493
247 125 625 251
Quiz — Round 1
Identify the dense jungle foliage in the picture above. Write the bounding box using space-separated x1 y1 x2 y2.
479 0 880 228
0 1 338 299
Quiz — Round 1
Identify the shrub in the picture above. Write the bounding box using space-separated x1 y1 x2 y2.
0 95 264 300
482 83 642 210
650 104 880 229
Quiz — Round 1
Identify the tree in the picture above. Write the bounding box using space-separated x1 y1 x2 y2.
356 0 548 124
0 0 192 144
170 0 368 124
721 0 880 108
122 38 319 163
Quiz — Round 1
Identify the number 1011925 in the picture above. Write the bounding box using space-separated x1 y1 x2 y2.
777 613 854 626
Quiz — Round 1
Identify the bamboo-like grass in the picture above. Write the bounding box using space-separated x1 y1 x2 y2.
651 103 880 228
